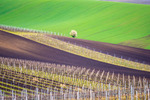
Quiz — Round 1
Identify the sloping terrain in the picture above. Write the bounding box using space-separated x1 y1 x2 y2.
0 30 150 78
0 0 150 49
119 35 150 49
51 35 150 64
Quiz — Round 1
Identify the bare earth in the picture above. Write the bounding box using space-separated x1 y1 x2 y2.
0 30 150 78
51 35 150 64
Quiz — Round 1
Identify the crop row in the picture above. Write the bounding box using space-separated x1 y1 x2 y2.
0 25 150 99
0 57 150 99
0 69 149 99
1 27 149 72
0 59 108 91
1 57 148 88
0 24 63 36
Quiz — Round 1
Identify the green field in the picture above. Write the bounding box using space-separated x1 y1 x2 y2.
0 0 150 49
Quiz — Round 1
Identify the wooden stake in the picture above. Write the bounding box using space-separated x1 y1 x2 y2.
106 72 109 83
117 74 120 85
100 71 105 80
123 74 125 85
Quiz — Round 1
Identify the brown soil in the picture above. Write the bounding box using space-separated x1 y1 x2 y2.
0 30 150 78
50 35 150 64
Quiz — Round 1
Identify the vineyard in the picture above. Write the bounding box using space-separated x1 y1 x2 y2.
0 25 150 99
0 25 150 71
0 57 150 99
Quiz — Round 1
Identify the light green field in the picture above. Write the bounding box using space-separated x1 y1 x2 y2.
119 35 150 49
0 0 150 49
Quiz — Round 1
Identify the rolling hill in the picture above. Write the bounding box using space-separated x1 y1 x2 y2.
50 35 150 64
0 0 150 49
1 30 150 78
0 1 150 99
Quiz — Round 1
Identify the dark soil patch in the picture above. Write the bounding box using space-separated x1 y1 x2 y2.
0 30 150 78
50 35 150 64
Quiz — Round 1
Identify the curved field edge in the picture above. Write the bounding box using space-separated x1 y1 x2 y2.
119 35 150 49
1 25 150 64
0 0 150 49
145 45 150 49
50 35 150 64
1 28 150 72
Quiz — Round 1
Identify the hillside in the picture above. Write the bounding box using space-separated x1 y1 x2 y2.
0 0 150 49
1 30 150 78
50 35 150 64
